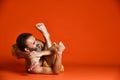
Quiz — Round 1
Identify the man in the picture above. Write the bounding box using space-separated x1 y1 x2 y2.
12 23 65 74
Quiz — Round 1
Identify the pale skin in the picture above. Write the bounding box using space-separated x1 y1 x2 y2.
24 23 65 74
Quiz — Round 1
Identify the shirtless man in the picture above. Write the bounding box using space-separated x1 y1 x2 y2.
12 23 65 74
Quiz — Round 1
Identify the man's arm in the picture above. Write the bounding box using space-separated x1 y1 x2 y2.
29 47 56 58
36 23 52 49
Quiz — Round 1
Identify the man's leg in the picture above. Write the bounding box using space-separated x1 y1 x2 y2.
30 42 65 74
30 59 54 74
52 42 65 73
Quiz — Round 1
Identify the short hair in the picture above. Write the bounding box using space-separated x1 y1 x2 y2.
16 33 32 52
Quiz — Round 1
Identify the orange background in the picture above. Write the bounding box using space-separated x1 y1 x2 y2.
0 0 120 65
0 0 120 79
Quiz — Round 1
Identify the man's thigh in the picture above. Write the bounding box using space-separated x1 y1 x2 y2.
44 54 56 67
44 54 64 72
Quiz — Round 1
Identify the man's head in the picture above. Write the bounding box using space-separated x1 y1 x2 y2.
16 33 40 52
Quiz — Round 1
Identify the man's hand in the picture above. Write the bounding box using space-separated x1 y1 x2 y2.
36 23 44 30
28 62 39 71
35 23 48 33
35 23 50 38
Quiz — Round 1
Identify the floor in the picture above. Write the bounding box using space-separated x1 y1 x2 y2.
0 60 120 80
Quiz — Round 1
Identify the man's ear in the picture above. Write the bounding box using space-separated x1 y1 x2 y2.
24 48 30 52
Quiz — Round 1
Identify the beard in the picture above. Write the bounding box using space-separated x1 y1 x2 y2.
28 44 41 52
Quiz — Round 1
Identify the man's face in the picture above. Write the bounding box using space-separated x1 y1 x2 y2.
25 36 40 52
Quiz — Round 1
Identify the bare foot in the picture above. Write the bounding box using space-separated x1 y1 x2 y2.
52 41 65 54
58 41 65 54
49 43 58 52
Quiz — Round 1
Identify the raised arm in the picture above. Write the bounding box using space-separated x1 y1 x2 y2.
35 23 52 49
